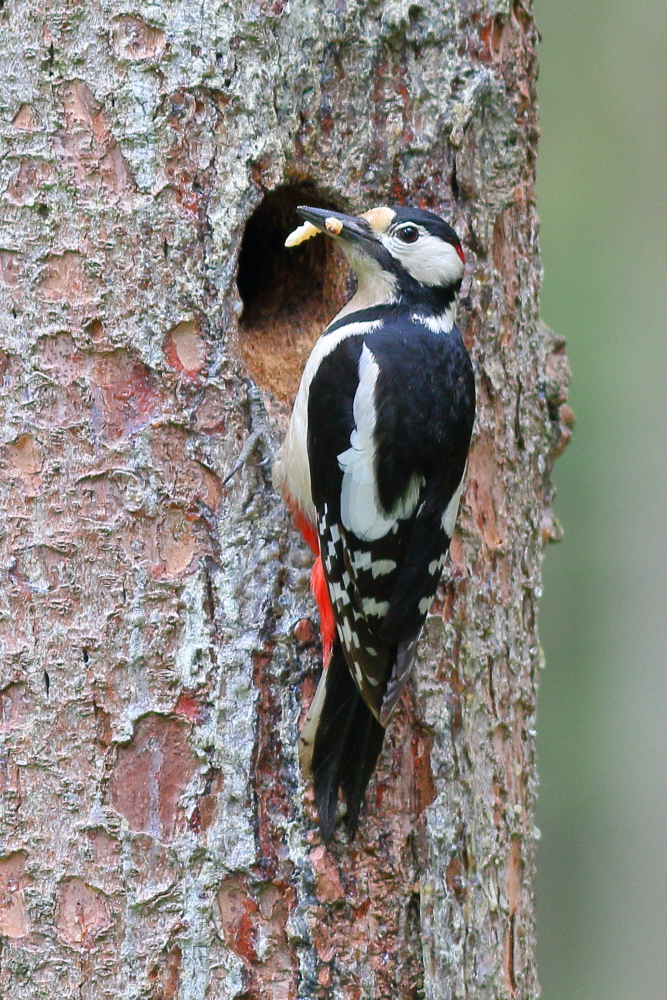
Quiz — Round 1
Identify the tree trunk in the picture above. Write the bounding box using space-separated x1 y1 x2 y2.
0 1 569 997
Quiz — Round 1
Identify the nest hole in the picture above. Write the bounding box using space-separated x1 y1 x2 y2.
237 184 351 404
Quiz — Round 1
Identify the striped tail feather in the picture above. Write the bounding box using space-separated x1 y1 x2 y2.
299 642 385 842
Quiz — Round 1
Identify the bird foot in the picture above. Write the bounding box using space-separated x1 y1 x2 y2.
223 379 276 485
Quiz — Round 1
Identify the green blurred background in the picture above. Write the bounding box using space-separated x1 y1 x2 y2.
535 1 667 998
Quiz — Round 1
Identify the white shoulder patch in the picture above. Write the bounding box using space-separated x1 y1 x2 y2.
411 308 455 334
338 345 422 541
338 345 383 540
274 320 381 524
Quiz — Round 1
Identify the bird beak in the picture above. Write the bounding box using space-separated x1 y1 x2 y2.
296 206 381 249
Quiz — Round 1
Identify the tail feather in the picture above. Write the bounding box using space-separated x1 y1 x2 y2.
339 695 385 839
309 643 385 842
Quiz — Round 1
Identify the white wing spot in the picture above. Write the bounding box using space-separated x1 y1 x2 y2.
442 480 464 537
331 582 350 606
362 597 390 618
341 618 361 648
428 554 446 575
418 595 433 615
371 558 396 578
352 550 372 572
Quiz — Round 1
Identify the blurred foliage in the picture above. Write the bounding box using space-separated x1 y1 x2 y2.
535 1 667 998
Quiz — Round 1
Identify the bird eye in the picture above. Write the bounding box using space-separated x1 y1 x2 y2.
396 225 419 244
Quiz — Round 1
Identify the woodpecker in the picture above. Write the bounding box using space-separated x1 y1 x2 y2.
273 204 475 842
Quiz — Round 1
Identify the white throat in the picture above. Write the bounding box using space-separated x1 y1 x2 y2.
333 244 397 321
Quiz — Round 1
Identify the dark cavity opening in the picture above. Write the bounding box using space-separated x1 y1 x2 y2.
236 183 351 404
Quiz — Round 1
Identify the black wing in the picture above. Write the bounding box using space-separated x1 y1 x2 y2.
307 319 474 723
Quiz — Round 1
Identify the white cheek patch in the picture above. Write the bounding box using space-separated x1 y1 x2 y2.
383 232 464 287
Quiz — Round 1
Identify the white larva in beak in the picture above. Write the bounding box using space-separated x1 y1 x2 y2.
284 220 320 247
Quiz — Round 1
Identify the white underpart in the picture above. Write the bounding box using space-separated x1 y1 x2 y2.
338 344 423 541
298 668 329 775
334 244 398 319
382 229 464 287
411 308 455 334
442 477 464 537
273 320 382 523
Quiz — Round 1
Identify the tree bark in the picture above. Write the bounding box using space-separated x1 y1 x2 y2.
0 1 569 997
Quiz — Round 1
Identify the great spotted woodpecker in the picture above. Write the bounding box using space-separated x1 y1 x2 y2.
273 204 475 841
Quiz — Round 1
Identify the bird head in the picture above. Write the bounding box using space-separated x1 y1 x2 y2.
295 204 465 313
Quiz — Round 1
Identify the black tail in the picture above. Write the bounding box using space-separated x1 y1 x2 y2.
311 642 386 842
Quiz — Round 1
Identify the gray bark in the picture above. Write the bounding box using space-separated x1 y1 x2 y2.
0 1 570 998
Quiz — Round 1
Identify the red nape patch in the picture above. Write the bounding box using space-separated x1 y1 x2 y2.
455 243 466 265
311 557 335 668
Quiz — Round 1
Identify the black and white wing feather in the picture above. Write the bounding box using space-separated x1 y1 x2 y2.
307 315 475 726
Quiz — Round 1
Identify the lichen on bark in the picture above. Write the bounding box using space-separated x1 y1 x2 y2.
0 1 568 997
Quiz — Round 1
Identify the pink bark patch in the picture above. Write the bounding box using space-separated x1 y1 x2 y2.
39 333 88 384
92 351 162 439
157 508 198 578
164 320 206 376
109 714 197 841
5 434 42 494
0 853 30 940
216 880 298 1000
0 683 30 729
11 104 37 130
114 16 166 62
37 252 98 306
0 250 22 286
57 877 111 948
5 158 56 206
55 80 135 204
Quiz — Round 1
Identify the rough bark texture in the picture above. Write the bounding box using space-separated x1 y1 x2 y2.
0 1 570 998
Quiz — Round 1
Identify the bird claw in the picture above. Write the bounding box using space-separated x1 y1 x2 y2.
223 380 276 485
